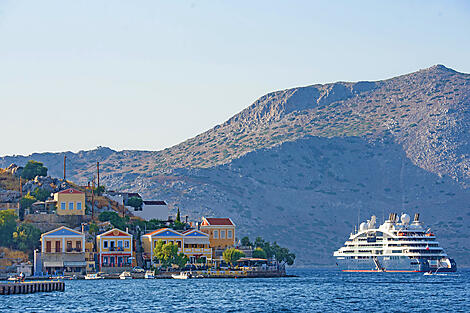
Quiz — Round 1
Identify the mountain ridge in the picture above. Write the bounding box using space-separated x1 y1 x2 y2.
2 65 470 266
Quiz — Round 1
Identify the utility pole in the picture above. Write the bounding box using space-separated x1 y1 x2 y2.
97 161 100 188
19 176 22 197
91 178 95 220
63 155 67 181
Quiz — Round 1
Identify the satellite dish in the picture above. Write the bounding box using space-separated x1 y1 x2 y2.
401 213 410 224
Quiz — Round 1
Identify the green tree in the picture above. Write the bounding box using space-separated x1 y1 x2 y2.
241 236 252 247
20 160 48 180
12 223 41 252
223 248 245 267
252 247 267 259
98 211 126 230
0 209 17 247
19 193 36 220
174 253 189 268
176 208 181 223
152 240 187 268
32 187 50 202
127 196 143 210
88 223 99 236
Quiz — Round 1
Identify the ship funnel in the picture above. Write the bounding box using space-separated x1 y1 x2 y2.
414 213 420 222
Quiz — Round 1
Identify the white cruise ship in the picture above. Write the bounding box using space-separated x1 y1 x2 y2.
333 213 457 272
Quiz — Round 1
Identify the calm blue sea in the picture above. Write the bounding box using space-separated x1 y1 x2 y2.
1 269 469 312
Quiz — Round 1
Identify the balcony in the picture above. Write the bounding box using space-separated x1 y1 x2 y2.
183 248 212 254
107 247 126 252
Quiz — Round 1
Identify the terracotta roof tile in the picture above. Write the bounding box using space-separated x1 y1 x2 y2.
204 218 234 226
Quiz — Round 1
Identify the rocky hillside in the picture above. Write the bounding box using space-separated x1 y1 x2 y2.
2 65 470 266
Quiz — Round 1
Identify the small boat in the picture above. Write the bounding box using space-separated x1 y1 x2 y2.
84 273 104 280
119 271 132 280
7 275 19 282
171 272 192 280
144 270 155 279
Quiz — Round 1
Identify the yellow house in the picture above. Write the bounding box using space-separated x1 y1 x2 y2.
84 241 96 273
181 229 212 264
54 188 86 216
200 217 236 249
141 228 212 266
141 228 183 267
40 226 86 274
96 228 134 271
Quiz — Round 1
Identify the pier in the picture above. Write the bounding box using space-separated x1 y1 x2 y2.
0 281 65 295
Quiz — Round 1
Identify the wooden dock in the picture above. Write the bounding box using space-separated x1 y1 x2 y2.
0 281 65 295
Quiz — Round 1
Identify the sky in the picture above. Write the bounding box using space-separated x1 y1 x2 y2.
1 0 469 156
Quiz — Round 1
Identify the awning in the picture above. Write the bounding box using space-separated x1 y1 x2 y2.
63 261 87 266
43 261 64 267
184 237 210 244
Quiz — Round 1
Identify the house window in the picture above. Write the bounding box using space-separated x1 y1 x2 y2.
228 230 233 239
76 241 81 251
118 241 123 250
55 241 61 253
176 241 181 248
124 240 130 248
61 202 66 210
103 240 108 248
213 230 219 239
221 230 226 239
69 202 74 210
46 241 51 253
67 241 72 252
103 256 108 265
76 202 82 210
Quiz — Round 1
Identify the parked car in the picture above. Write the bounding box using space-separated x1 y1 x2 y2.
132 266 145 273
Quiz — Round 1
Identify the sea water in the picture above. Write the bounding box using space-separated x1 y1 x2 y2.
1 269 469 312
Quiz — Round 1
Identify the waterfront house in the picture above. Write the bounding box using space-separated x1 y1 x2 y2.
200 217 236 249
96 228 134 272
141 228 183 267
181 229 212 264
40 226 86 275
54 188 86 216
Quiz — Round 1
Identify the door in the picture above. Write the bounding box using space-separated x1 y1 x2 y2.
55 241 61 253
46 241 51 253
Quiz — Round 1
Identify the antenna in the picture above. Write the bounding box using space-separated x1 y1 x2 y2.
63 155 67 181
97 161 100 189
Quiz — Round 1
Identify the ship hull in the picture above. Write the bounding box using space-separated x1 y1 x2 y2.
335 257 457 273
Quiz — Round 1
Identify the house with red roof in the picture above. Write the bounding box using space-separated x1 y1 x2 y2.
53 188 85 216
200 217 236 250
96 228 134 272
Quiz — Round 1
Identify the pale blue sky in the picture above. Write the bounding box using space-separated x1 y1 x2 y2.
1 0 469 156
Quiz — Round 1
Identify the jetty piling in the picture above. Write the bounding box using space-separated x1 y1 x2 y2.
0 281 65 295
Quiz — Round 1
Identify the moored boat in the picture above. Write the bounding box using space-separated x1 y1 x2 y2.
119 271 132 280
171 272 192 279
334 213 457 273
84 273 105 280
144 270 155 279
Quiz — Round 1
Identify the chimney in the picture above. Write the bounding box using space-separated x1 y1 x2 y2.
126 227 129 233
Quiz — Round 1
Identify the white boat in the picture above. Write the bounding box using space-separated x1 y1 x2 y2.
119 271 132 280
334 213 457 273
144 270 155 279
171 272 193 279
84 273 104 280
